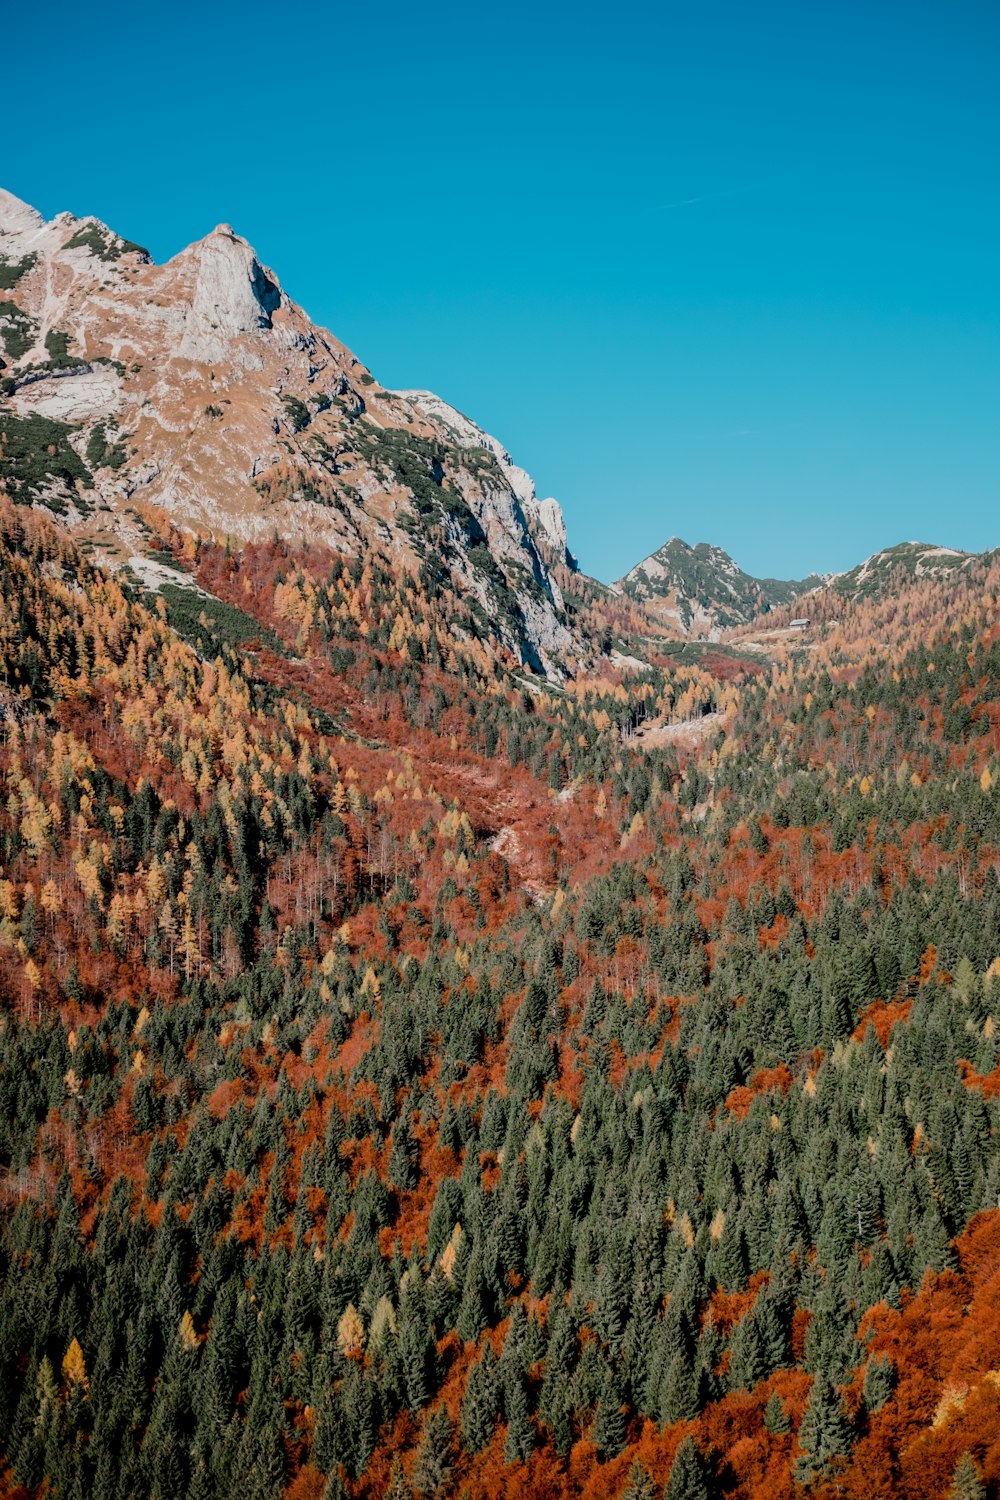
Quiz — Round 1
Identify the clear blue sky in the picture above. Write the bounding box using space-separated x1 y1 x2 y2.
6 0 998 581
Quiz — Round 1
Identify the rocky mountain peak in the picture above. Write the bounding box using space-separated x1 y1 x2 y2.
173 223 284 361
0 187 45 239
620 535 819 636
0 186 582 677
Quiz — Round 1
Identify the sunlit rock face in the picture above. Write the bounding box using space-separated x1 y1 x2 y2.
0 191 582 675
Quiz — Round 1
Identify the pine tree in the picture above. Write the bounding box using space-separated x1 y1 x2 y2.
503 1369 534 1464
398 1305 432 1414
389 1113 420 1194
794 1375 851 1487
384 1456 412 1500
846 942 877 1010
755 1287 791 1373
593 1366 626 1460
949 1453 986 1500
242 1424 285 1500
460 1345 498 1454
862 1353 895 1413
727 1311 766 1392
621 1456 658 1500
342 1364 376 1479
412 1406 455 1499
659 1349 699 1424
664 1435 710 1500
763 1393 790 1433
455 1246 489 1344
538 1303 575 1456
716 1218 747 1290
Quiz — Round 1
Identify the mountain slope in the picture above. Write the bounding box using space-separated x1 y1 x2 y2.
833 541 981 600
0 188 574 674
0 497 999 1498
619 535 822 635
726 541 999 652
395 388 577 573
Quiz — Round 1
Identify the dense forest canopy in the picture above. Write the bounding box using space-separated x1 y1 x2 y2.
0 500 998 1499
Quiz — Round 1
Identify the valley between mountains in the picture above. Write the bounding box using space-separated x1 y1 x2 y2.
1 188 1000 1500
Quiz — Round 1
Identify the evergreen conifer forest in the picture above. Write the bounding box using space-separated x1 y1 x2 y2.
0 499 999 1499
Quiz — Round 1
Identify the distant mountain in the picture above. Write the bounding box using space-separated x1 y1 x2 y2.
832 541 980 600
618 536 823 635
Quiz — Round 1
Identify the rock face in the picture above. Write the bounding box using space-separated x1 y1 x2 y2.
0 191 576 675
533 496 569 557
179 226 284 364
398 389 576 571
9 366 123 424
620 536 820 636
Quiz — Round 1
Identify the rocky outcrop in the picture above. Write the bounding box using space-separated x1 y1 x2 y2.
530 495 570 559
398 389 538 506
177 226 284 366
399 389 577 572
9 366 123 424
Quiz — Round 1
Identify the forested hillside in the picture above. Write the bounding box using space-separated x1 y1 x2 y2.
0 495 999 1500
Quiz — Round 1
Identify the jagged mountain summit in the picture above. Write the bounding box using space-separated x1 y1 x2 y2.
618 534 823 636
0 188 575 674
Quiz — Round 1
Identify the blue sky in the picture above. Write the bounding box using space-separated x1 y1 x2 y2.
6 0 998 581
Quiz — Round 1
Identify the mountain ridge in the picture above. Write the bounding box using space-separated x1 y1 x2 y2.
0 189 576 675
1 187 995 669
